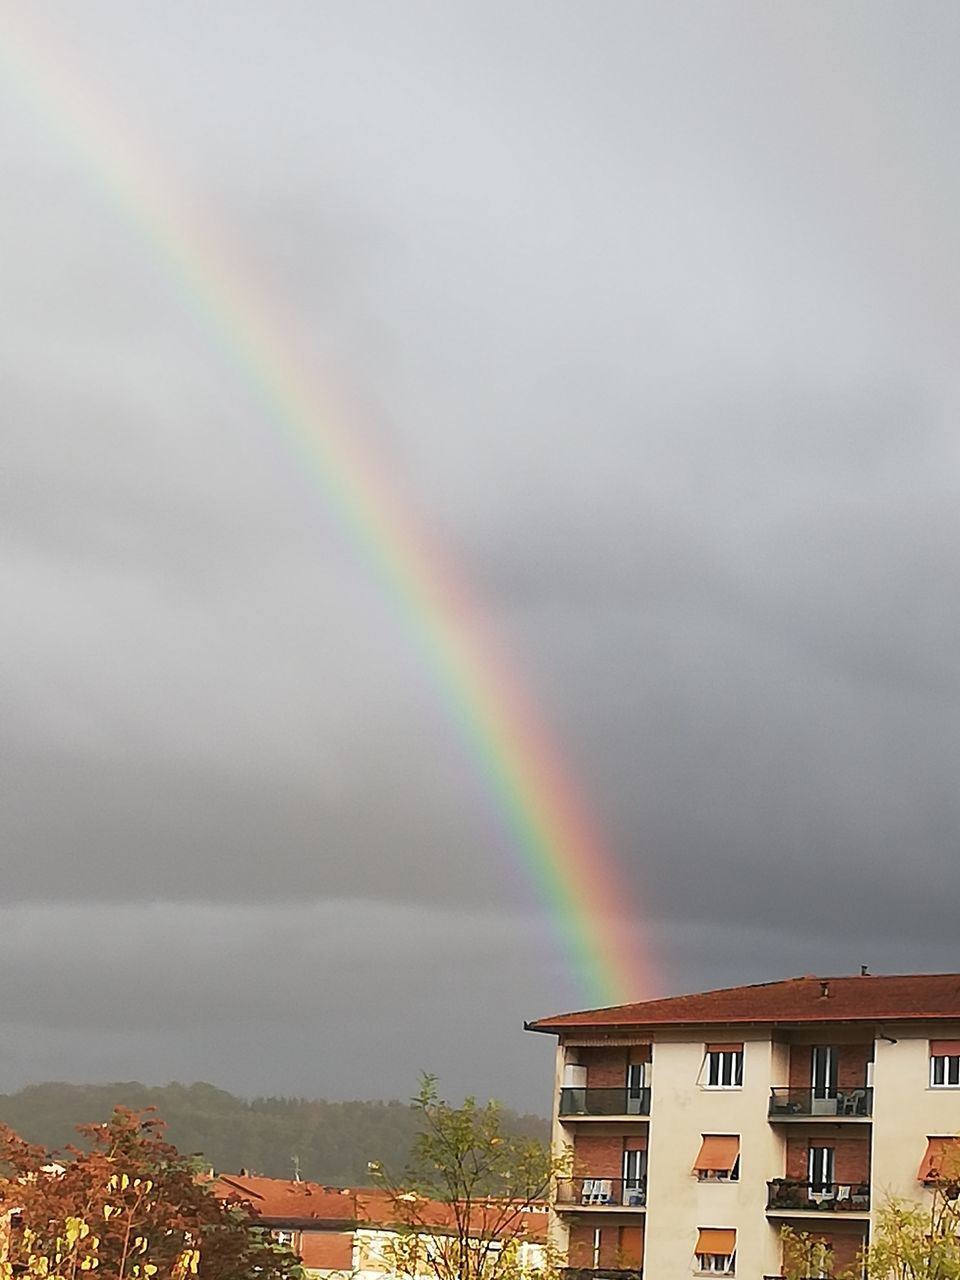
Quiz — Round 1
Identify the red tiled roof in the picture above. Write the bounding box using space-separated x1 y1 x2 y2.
214 1175 547 1241
214 1175 364 1225
527 973 960 1032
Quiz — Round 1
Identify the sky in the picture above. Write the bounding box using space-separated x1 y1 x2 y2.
2 1 960 1115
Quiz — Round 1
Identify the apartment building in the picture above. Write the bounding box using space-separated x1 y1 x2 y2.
526 972 960 1280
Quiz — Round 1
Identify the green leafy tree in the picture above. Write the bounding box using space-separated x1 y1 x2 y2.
864 1192 960 1280
370 1076 561 1280
0 1108 304 1280
779 1226 843 1280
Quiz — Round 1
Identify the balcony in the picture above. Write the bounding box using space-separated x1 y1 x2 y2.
564 1270 641 1280
556 1177 647 1209
766 1180 870 1214
559 1087 651 1118
768 1088 872 1119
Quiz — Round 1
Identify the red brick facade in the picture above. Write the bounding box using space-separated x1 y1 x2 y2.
786 1043 873 1091
573 1133 629 1178
579 1046 649 1089
784 1132 870 1184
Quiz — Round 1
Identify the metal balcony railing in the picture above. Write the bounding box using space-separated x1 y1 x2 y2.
556 1177 648 1208
766 1180 870 1213
563 1270 642 1280
559 1087 651 1117
768 1088 873 1118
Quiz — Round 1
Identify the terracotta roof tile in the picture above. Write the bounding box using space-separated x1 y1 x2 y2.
214 1175 547 1240
527 973 960 1032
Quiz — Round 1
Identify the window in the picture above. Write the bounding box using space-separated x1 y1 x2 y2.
272 1230 295 1246
811 1046 838 1099
704 1044 743 1088
693 1135 740 1182
622 1148 647 1205
697 1254 736 1274
930 1042 960 1087
695 1229 736 1275
632 1059 647 1111
808 1145 835 1193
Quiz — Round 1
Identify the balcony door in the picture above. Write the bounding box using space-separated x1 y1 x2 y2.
627 1061 646 1114
811 1045 838 1114
622 1148 647 1205
808 1145 835 1195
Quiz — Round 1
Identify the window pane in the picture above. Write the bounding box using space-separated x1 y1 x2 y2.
734 1052 743 1086
933 1056 946 1085
950 1057 960 1086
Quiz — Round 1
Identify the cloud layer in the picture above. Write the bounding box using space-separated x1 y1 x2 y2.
2 1 959 1110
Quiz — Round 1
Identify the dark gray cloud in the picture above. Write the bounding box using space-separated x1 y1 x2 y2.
2 0 959 1112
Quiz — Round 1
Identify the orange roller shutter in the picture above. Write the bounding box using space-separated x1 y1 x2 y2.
930 1041 960 1056
696 1229 736 1255
692 1135 740 1173
299 1232 354 1270
918 1137 960 1182
624 1135 648 1152
705 1044 743 1053
619 1227 644 1267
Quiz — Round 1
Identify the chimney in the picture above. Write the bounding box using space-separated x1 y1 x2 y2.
860 964 870 976
820 980 830 998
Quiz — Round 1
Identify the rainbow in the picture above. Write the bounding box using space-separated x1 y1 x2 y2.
0 10 654 1007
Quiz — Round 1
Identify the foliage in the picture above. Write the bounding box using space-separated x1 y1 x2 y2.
779 1226 844 1280
864 1189 960 1280
370 1075 560 1280
0 1108 304 1280
0 1084 548 1185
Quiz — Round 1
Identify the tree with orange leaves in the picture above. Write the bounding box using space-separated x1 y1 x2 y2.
0 1108 304 1280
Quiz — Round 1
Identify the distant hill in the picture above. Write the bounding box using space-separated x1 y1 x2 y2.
0 1083 549 1183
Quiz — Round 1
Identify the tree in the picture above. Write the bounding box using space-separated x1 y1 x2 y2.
0 1107 304 1280
863 1190 960 1280
369 1076 561 1280
779 1225 844 1280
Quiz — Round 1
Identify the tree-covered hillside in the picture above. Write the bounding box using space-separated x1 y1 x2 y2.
0 1083 548 1183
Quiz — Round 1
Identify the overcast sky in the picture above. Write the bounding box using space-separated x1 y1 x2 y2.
2 1 960 1114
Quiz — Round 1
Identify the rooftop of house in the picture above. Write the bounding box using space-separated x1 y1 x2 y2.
527 972 960 1033
214 1174 547 1241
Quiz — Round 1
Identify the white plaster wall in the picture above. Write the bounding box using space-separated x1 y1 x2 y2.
645 1033 783 1280
549 1040 574 1258
871 1026 960 1217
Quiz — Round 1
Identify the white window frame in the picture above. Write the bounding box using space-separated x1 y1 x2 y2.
273 1230 295 1246
930 1054 960 1088
696 1252 736 1274
703 1049 743 1089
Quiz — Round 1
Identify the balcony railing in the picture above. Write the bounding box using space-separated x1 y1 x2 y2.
559 1087 651 1117
563 1270 642 1280
768 1088 873 1119
556 1177 648 1208
766 1180 870 1213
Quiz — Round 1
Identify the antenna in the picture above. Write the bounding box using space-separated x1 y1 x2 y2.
292 1154 302 1183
